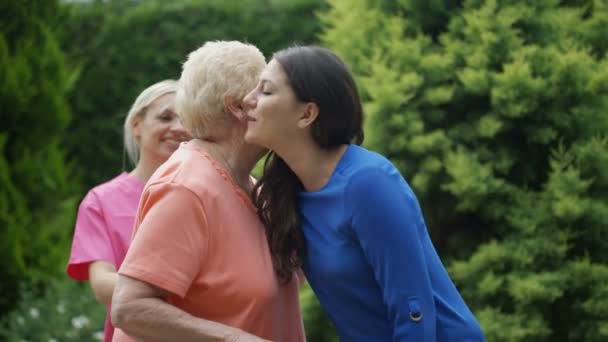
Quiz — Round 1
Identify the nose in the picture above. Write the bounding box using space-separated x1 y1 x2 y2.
243 88 257 109
172 117 192 139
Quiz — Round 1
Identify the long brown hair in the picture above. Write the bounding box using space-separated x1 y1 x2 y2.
252 46 364 283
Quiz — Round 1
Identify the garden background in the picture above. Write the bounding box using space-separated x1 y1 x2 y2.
1 0 607 341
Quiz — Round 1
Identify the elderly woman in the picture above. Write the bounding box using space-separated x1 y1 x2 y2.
67 79 191 342
111 41 306 342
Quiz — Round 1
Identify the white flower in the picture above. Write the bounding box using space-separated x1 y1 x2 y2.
93 331 104 341
16 316 25 325
71 315 90 329
29 307 40 319
49 338 58 342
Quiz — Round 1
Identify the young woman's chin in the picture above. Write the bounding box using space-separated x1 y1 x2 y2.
244 129 260 144
245 132 274 151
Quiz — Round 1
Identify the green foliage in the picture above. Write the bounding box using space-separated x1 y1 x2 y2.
0 277 105 341
0 0 79 315
61 0 324 190
321 0 608 340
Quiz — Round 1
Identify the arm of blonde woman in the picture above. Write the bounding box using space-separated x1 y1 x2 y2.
88 261 118 305
111 274 272 342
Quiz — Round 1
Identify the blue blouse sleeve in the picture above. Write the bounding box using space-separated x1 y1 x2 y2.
345 167 436 341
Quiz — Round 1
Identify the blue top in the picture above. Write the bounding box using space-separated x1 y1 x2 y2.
300 145 484 341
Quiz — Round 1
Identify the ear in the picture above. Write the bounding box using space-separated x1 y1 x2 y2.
224 95 245 120
297 102 319 129
131 115 143 138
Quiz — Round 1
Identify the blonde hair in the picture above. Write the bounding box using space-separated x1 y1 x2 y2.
177 41 266 139
123 79 178 166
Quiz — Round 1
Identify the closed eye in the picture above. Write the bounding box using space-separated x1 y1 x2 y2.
159 109 176 121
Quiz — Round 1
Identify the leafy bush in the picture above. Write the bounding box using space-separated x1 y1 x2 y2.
0 278 105 341
60 0 324 190
320 0 608 340
0 0 80 316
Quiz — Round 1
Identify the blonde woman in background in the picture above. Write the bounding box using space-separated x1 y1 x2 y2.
67 79 191 342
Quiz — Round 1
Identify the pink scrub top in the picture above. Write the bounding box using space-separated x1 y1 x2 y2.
66 172 144 342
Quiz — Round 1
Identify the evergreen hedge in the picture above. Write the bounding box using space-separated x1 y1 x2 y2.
61 0 324 190
319 0 608 341
0 0 79 315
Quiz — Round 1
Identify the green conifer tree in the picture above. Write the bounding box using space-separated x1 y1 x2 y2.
0 0 79 315
319 0 608 340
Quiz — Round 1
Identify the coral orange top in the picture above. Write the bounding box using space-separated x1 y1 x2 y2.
114 141 305 342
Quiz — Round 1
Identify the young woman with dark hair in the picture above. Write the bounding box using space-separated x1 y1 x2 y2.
244 46 484 341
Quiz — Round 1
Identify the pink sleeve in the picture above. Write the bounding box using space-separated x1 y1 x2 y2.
66 191 116 281
118 183 207 298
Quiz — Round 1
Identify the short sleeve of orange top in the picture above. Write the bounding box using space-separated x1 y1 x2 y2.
116 142 305 342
